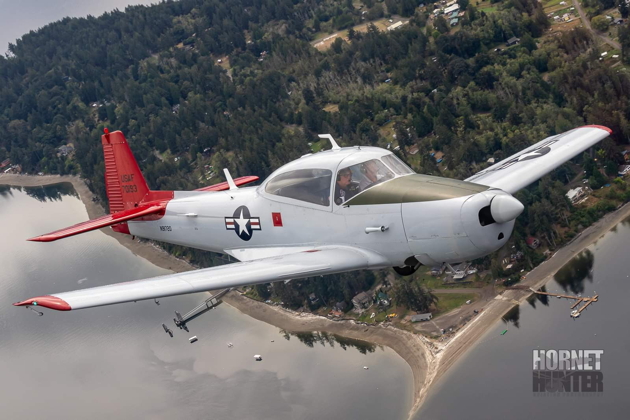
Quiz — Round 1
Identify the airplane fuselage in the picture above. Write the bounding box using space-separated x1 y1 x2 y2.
129 177 516 267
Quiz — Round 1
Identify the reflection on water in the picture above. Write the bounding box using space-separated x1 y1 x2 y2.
283 331 378 354
553 249 594 294
526 285 550 308
0 182 78 202
501 305 520 328
23 182 78 202
0 184 413 420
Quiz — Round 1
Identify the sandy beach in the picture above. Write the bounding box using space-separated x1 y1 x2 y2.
3 173 629 419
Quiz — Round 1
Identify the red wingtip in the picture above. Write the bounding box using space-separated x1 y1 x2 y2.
27 235 52 242
13 296 71 311
582 125 612 134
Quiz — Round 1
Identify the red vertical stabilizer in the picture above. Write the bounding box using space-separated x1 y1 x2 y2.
102 130 151 212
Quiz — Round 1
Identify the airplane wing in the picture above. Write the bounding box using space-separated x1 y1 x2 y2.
13 247 385 311
465 126 611 194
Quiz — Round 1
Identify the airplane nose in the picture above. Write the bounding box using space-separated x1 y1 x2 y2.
490 194 524 223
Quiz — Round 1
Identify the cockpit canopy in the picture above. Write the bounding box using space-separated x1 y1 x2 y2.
262 147 414 208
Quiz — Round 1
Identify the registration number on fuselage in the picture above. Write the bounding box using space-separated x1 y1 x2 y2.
159 225 172 231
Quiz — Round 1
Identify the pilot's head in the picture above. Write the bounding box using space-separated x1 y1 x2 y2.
337 168 352 188
362 161 379 182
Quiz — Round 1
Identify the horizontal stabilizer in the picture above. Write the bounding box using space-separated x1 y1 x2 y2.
28 201 167 242
194 176 259 192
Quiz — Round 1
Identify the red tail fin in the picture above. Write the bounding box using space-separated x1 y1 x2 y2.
102 130 151 212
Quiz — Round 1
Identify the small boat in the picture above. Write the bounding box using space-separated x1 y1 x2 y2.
227 342 233 347
501 329 508 335
571 310 580 318
189 336 198 343
254 355 262 361
363 366 369 370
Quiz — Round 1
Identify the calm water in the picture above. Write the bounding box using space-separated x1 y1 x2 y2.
0 184 412 420
0 0 156 52
418 219 630 419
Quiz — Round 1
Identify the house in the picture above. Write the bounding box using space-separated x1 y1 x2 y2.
335 301 348 312
430 150 445 162
487 157 495 164
387 21 405 31
622 150 630 162
566 187 586 204
309 293 319 305
506 37 520 46
615 18 624 25
411 313 433 322
450 18 459 26
0 158 10 169
352 292 373 311
526 236 540 249
377 292 391 307
431 265 445 276
444 4 460 14
618 165 630 176
58 145 74 156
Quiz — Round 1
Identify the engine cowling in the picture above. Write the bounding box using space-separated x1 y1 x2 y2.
461 190 519 256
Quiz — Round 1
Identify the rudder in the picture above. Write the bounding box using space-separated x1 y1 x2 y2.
102 130 150 213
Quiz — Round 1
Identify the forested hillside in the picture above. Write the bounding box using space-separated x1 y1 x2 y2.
2 0 630 309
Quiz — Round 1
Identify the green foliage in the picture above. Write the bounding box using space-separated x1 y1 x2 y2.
392 279 438 312
434 15 450 34
591 15 610 32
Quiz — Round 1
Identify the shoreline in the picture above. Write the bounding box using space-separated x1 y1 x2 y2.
3 173 630 418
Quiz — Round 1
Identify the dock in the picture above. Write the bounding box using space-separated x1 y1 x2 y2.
529 288 598 317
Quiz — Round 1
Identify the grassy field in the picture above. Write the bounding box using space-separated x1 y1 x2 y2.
433 293 477 316
412 266 480 289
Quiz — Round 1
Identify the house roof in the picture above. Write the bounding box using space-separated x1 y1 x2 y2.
444 4 460 13
526 236 539 245
353 292 372 303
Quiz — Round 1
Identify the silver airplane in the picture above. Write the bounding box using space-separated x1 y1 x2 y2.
14 126 611 313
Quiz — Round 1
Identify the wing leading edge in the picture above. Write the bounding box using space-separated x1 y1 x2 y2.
14 247 386 311
465 126 611 194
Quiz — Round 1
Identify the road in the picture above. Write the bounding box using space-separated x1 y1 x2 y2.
573 0 621 49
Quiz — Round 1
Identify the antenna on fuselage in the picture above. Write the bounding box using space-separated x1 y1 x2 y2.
223 168 238 190
318 134 341 151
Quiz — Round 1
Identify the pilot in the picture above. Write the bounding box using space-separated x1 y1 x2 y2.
359 160 381 190
334 167 360 205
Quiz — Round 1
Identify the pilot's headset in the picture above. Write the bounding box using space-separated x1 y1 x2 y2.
337 168 351 181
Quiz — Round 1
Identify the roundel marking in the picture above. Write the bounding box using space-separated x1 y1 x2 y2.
225 206 261 241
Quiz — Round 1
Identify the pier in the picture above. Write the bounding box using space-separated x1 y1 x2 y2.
529 288 598 317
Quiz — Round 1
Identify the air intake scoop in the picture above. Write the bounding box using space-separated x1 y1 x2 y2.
490 194 524 223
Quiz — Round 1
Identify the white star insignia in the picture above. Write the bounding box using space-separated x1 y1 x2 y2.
234 209 250 236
